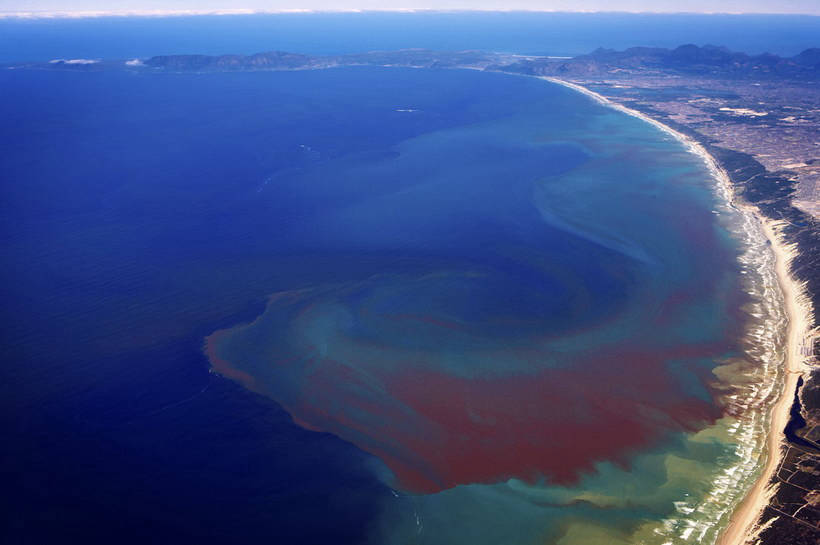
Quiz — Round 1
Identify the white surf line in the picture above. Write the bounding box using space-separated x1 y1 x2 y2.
717 217 816 545
541 76 817 545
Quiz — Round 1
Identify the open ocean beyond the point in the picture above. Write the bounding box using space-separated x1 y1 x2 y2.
1 12 819 63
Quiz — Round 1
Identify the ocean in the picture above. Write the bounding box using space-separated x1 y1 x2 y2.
1 12 819 62
0 14 793 545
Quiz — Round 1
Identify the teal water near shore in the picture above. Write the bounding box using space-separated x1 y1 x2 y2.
206 68 781 544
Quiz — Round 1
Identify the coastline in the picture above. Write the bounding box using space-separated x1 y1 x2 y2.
718 219 809 545
542 76 814 545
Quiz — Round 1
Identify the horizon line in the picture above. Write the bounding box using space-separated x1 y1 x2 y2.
2 8 820 20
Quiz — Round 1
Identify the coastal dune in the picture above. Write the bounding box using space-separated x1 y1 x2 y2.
543 76 816 545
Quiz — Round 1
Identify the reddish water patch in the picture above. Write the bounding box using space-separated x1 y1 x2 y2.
384 352 717 492
209 315 725 494
205 330 261 393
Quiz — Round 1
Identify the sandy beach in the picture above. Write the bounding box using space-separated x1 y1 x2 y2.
715 218 811 545
542 76 815 545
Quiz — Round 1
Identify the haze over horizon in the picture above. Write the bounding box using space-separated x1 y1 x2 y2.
2 0 820 17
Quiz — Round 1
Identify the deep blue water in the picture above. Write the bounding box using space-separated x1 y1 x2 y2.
3 68 449 544
0 12 785 543
0 66 620 544
0 61 747 544
0 12 818 63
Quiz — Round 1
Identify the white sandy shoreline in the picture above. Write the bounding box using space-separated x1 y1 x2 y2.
718 218 810 545
541 76 816 545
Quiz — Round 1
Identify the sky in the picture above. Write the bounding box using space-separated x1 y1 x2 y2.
2 1 819 17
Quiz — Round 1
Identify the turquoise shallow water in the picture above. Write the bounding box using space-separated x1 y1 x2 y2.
205 68 755 542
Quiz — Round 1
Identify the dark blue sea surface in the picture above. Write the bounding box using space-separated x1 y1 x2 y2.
1 64 749 544
1 67 486 543
1 12 818 63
